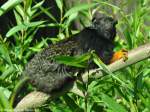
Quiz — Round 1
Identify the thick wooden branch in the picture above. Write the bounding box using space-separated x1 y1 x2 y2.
14 92 50 112
15 43 150 111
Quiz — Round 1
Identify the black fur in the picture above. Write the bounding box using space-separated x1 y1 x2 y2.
24 13 117 95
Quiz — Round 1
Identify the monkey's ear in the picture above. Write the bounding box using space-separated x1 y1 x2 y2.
92 11 105 20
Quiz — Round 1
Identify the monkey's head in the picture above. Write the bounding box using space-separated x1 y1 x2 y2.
90 13 118 41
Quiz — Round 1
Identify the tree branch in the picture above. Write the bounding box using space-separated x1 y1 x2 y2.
15 43 150 111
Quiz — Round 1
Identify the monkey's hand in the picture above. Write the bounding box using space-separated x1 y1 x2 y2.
110 49 128 63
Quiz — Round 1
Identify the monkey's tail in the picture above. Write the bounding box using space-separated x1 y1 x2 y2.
9 75 30 107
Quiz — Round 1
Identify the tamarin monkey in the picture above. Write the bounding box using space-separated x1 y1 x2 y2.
10 12 127 107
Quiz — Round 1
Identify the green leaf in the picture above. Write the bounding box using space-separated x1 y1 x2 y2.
0 66 15 81
66 12 78 27
0 87 11 99
55 0 63 12
28 38 47 52
0 0 23 16
136 73 144 90
52 53 92 68
64 3 96 17
30 0 45 16
101 93 127 112
13 10 22 25
124 28 133 49
23 28 39 47
24 0 32 11
0 88 13 111
32 0 45 10
39 7 57 23
74 52 92 63
0 43 12 64
95 1 120 10
54 56 87 68
92 52 109 73
63 94 83 112
6 21 45 37
14 5 24 20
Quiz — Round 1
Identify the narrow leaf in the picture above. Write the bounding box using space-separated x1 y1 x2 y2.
6 21 45 37
0 0 23 16
64 3 96 17
66 12 78 27
32 0 45 10
0 43 12 64
52 53 92 68
102 93 127 112
55 0 63 11
63 94 83 112
0 66 15 80
0 88 13 111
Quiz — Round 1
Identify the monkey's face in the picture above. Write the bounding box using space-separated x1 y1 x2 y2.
91 15 117 41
